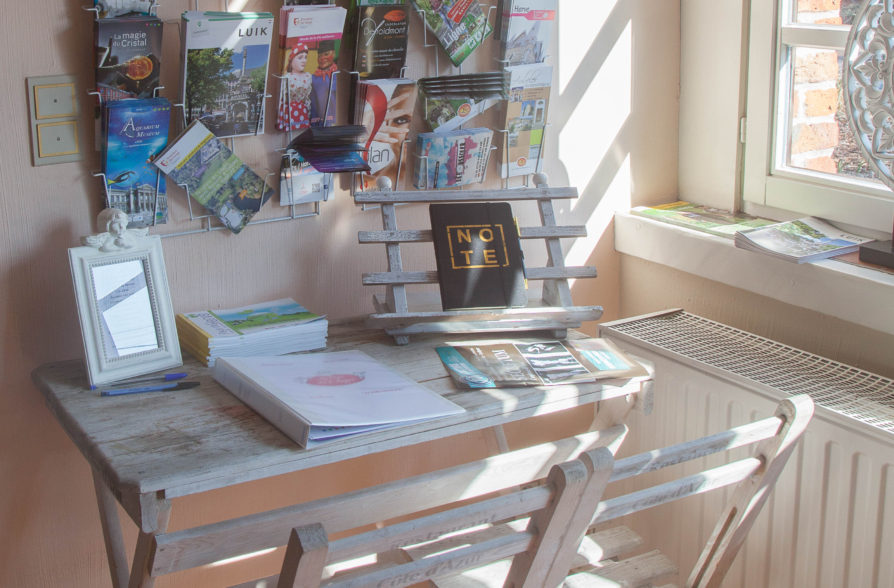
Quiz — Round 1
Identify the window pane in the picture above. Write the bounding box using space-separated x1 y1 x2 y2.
795 0 862 25
785 46 880 181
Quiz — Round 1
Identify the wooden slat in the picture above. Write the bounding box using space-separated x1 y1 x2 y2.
571 526 645 569
353 186 579 204
590 458 764 526
365 305 604 331
609 415 783 483
279 525 329 588
564 550 678 587
357 225 587 244
151 429 626 575
361 266 597 286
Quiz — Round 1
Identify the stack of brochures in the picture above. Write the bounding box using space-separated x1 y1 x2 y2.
436 337 648 389
176 298 327 366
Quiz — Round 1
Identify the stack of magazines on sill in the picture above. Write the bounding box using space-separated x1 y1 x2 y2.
631 202 877 264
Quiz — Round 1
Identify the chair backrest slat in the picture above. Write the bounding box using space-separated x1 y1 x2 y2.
593 457 764 525
609 415 783 483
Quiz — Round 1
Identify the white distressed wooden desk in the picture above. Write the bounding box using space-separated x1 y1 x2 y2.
32 322 651 587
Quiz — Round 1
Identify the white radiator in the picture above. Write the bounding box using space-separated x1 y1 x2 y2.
599 310 894 588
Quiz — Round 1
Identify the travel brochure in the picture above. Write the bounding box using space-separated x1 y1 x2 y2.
436 337 648 388
734 217 875 263
277 4 347 130
631 201 775 238
500 63 551 178
180 11 274 139
153 119 274 234
353 78 418 190
410 0 493 66
94 15 163 102
498 0 556 66
413 128 493 189
101 97 171 227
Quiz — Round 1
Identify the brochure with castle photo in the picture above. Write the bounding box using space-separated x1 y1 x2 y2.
181 11 274 139
498 0 556 66
101 97 171 227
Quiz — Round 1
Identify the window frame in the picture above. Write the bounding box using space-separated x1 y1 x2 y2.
742 0 894 234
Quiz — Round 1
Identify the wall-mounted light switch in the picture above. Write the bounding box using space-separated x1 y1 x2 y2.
34 82 77 120
37 121 79 158
27 75 82 166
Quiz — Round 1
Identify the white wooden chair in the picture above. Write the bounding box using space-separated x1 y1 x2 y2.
253 394 813 588
147 426 629 585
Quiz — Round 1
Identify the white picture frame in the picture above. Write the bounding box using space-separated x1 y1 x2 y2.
69 209 181 387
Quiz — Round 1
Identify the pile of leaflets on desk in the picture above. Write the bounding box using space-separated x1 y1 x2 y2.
176 298 327 366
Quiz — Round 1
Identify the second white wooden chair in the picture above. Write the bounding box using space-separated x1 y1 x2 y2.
259 394 813 588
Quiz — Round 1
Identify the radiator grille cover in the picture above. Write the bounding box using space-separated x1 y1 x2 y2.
600 309 894 435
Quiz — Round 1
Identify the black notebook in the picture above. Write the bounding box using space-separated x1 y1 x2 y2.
429 202 527 311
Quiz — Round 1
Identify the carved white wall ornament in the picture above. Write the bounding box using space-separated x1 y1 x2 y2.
844 0 894 188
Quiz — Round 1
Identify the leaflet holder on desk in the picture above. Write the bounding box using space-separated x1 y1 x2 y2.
355 173 602 345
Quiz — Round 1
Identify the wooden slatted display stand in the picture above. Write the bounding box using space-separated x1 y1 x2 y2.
355 173 602 345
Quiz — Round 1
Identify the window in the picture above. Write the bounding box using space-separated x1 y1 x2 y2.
742 0 894 233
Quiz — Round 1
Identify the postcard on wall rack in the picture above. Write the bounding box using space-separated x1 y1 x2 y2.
353 3 410 80
180 11 274 139
500 63 552 178
436 337 648 389
410 0 493 66
498 0 556 66
101 97 171 228
279 153 329 205
153 120 274 234
354 79 417 190
93 0 155 18
413 128 493 189
277 4 348 131
94 15 163 102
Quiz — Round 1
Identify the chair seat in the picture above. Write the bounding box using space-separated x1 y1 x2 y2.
400 524 669 588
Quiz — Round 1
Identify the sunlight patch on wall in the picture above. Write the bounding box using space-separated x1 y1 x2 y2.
558 22 631 193
565 155 631 276
558 2 616 92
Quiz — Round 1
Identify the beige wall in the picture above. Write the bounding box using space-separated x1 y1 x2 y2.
0 1 679 586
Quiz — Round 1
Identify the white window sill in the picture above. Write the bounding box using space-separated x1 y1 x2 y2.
613 211 894 336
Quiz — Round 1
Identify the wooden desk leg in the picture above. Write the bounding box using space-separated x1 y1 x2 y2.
92 470 130 588
127 497 171 588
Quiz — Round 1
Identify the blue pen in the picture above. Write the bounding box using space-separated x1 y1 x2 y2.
99 381 199 397
90 372 188 390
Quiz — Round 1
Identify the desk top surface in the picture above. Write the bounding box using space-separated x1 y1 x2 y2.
32 323 649 502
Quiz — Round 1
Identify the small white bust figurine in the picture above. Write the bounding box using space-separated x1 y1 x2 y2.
81 208 149 252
